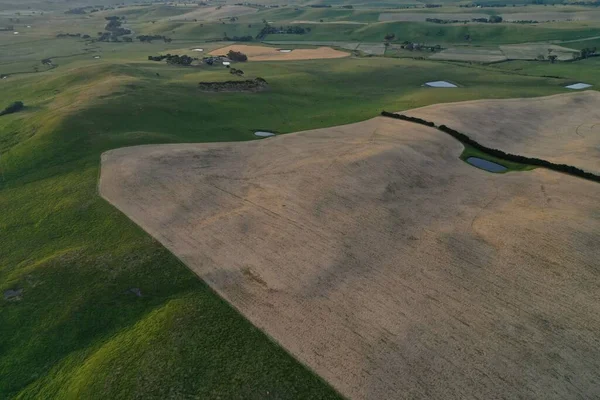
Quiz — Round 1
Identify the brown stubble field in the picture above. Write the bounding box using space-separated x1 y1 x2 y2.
100 115 600 400
405 91 600 174
209 44 349 61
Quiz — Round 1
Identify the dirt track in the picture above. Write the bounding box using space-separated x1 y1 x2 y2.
209 44 349 61
405 91 600 174
100 113 600 399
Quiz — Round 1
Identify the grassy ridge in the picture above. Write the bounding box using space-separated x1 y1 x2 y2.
0 49 587 398
265 21 600 44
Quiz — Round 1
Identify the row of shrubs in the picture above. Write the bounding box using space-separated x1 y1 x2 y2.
380 111 435 127
381 111 600 183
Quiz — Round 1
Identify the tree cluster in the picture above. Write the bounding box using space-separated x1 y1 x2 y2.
426 18 469 24
227 50 248 62
65 8 86 14
56 33 83 38
579 47 597 59
511 20 539 23
425 16 502 24
137 35 172 43
230 67 244 76
148 54 195 65
104 17 131 36
257 23 310 39
223 35 253 41
400 42 442 52
0 101 24 117
381 111 600 183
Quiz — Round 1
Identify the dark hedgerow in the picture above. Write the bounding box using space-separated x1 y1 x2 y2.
380 111 435 127
381 111 600 183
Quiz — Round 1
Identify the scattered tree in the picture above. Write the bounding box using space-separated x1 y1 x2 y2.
227 50 248 62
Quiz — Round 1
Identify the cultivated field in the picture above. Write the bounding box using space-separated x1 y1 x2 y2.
100 115 600 400
405 91 600 174
500 43 579 61
209 44 349 61
429 47 507 63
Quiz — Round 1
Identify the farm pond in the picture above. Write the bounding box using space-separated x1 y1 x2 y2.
466 157 507 173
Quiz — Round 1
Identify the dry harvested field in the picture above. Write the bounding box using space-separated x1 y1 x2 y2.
429 47 507 63
356 42 386 55
209 44 349 61
405 91 600 174
100 114 600 400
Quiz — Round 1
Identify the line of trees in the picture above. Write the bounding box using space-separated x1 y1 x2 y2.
381 112 435 127
148 54 195 66
137 35 172 43
426 16 503 23
223 35 253 41
0 101 24 117
381 111 600 183
256 22 310 39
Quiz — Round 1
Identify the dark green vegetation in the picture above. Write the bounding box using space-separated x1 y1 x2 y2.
382 112 599 181
437 123 600 181
2 0 600 398
0 101 24 117
459 144 535 172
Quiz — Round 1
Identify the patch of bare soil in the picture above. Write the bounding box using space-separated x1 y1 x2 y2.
100 114 600 400
198 78 268 92
209 44 349 61
405 91 600 174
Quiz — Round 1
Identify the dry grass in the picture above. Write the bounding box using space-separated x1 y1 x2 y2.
405 91 600 174
429 47 507 63
209 44 350 61
500 43 579 61
100 114 600 400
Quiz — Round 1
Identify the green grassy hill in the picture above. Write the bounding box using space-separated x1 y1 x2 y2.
266 21 600 44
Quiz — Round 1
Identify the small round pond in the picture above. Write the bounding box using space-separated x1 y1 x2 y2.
466 157 507 173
